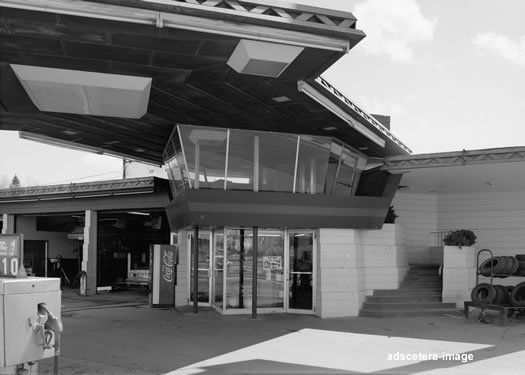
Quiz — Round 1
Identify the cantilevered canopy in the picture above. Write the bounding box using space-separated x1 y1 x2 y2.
0 0 410 165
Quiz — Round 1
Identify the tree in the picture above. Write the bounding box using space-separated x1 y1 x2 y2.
9 174 21 189
0 175 9 189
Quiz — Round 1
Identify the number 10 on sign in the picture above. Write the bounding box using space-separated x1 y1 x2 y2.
1 257 19 277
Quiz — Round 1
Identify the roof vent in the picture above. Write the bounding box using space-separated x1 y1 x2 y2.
227 40 304 78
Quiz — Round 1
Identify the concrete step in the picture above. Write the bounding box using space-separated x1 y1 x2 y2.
399 284 443 289
404 274 442 279
359 308 457 318
373 289 442 296
365 295 443 303
407 270 441 276
401 279 443 285
401 280 442 285
361 302 456 311
409 264 440 269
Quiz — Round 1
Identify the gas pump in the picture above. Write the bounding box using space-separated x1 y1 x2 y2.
0 234 62 375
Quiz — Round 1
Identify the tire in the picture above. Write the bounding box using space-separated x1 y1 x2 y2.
498 256 515 275
508 257 520 275
510 282 525 307
493 285 510 305
471 283 497 304
495 256 511 277
504 257 515 274
479 257 507 276
515 254 525 261
519 261 525 276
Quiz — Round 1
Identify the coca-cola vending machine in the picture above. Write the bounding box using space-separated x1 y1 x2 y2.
150 244 177 307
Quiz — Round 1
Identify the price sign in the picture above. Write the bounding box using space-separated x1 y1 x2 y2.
0 234 22 277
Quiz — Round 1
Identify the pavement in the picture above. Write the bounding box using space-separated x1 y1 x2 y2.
36 290 525 375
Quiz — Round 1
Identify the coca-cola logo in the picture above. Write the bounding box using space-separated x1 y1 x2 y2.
162 249 174 283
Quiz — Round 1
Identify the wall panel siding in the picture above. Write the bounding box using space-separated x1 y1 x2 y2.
392 192 438 264
438 191 525 259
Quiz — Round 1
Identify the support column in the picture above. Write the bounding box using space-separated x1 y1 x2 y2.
82 210 97 296
1 214 15 234
239 229 245 308
252 227 258 319
253 136 259 192
193 225 199 314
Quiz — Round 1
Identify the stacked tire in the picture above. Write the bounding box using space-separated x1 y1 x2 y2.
516 254 525 276
479 256 521 277
471 283 511 305
510 282 525 307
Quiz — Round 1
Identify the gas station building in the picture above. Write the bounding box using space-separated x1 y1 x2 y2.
0 0 434 318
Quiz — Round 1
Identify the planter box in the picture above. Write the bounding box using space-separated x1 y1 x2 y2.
443 246 476 269
442 246 476 307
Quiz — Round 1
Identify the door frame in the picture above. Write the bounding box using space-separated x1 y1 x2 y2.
284 229 317 314
187 228 318 314
187 231 213 306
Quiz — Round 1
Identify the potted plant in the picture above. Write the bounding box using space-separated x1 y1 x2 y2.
384 206 398 224
443 229 477 248
442 229 477 268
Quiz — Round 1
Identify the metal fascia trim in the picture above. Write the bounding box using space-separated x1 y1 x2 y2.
297 81 386 148
0 0 348 52
19 131 162 167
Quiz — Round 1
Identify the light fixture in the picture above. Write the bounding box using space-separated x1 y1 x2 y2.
11 64 152 119
62 130 79 136
127 212 150 216
228 40 304 78
272 96 291 103
322 126 337 131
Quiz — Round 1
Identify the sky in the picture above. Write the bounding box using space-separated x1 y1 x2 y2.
1 0 525 186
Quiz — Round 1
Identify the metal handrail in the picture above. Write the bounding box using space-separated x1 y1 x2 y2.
476 248 494 286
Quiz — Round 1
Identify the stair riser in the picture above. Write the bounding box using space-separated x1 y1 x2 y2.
359 310 456 318
408 264 439 271
362 303 456 311
400 285 443 289
374 290 442 296
408 268 440 272
366 296 442 303
404 276 442 280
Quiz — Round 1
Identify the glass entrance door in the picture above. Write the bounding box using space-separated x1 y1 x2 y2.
286 231 316 313
189 232 212 305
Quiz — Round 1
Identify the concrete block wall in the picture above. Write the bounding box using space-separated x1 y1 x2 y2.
175 230 189 307
361 224 408 295
442 246 476 308
317 225 408 318
317 229 365 318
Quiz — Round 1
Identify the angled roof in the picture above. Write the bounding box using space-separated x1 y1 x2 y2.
0 177 167 202
0 0 410 164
